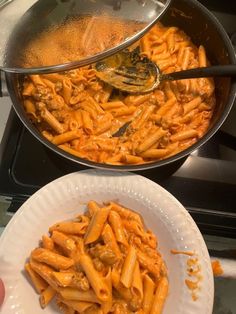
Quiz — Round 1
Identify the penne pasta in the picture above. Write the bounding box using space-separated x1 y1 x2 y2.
25 201 169 313
51 230 76 254
22 22 215 166
84 205 111 244
52 130 81 145
102 224 122 259
31 248 75 270
42 235 54 251
40 285 56 308
131 261 143 300
79 253 110 302
59 287 100 303
150 277 169 314
108 211 128 248
41 108 65 134
120 246 137 288
49 221 88 235
25 263 48 294
142 274 155 314
136 128 167 154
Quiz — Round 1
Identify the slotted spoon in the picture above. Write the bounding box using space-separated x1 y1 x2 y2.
95 48 236 93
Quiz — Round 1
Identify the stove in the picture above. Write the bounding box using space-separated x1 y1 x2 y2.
0 0 236 238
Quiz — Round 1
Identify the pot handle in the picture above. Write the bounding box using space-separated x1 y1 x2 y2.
0 70 9 97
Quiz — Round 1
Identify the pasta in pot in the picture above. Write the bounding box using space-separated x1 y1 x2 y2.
25 201 168 314
21 23 215 165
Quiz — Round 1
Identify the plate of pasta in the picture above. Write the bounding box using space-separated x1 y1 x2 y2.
0 170 214 314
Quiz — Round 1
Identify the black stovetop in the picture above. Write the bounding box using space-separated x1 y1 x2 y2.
0 0 236 238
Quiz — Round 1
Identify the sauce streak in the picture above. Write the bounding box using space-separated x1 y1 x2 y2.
171 249 202 301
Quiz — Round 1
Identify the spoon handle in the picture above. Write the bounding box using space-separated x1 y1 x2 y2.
162 65 236 81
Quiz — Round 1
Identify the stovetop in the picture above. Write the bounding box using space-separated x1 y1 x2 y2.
0 0 236 238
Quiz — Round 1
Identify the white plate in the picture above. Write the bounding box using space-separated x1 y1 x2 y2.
0 170 214 314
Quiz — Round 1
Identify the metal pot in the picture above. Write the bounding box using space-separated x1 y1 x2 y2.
2 0 236 171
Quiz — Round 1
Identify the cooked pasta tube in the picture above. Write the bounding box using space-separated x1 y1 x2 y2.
31 248 75 270
100 101 125 110
111 106 136 117
150 277 169 314
22 82 35 96
140 148 169 159
52 271 76 287
42 235 54 251
29 260 57 289
170 129 198 142
167 33 176 54
142 274 155 314
163 82 177 101
183 96 202 115
41 108 64 134
136 128 167 154
132 105 156 129
101 269 112 314
84 205 111 244
79 254 110 301
124 94 151 106
102 224 122 259
131 261 143 300
62 79 73 104
24 99 36 118
198 45 207 67
108 211 128 247
87 200 100 216
155 98 176 116
81 110 93 134
121 154 144 164
111 265 121 288
95 120 112 135
52 130 81 145
59 299 94 312
51 230 76 253
49 221 88 235
59 145 87 159
137 249 162 279
59 287 100 303
120 246 137 288
40 285 56 308
25 263 48 294
109 202 143 225
114 283 132 301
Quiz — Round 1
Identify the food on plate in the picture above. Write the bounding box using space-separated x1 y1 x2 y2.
21 23 215 165
25 201 168 313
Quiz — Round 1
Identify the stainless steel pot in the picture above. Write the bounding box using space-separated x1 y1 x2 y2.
2 0 236 171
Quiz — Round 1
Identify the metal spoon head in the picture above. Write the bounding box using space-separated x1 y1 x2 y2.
94 48 160 93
